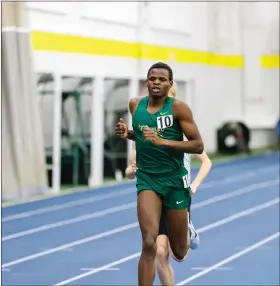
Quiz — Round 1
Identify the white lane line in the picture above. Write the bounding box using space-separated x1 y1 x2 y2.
2 222 139 268
2 203 136 241
177 232 280 285
2 165 276 222
52 198 279 286
80 268 120 271
2 187 135 222
2 179 134 210
3 179 278 241
191 267 231 271
3 191 278 270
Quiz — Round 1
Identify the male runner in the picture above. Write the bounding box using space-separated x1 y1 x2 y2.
125 83 212 285
115 62 204 286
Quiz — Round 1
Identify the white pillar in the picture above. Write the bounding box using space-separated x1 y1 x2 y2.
89 76 104 187
241 3 266 123
127 78 139 164
52 73 62 194
125 3 148 163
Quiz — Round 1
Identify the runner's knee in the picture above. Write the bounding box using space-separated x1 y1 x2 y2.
156 244 169 264
170 244 188 262
142 236 157 258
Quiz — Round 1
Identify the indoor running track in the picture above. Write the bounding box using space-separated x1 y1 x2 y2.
2 152 280 286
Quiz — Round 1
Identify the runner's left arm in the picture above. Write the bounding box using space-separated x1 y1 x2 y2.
161 99 204 154
125 142 137 179
192 151 212 188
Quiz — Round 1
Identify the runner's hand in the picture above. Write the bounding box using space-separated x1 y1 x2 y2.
132 161 138 172
125 163 137 179
115 118 128 138
143 127 163 146
190 183 199 195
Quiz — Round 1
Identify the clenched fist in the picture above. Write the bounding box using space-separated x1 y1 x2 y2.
115 118 128 138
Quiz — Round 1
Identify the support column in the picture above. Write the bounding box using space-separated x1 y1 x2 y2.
89 76 105 187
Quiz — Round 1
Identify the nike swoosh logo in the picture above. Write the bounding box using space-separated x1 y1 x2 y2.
176 200 184 204
160 112 168 115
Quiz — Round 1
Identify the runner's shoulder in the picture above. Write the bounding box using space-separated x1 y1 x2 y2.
172 98 192 117
129 97 142 114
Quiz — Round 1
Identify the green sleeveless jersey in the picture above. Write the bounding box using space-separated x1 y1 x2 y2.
132 96 184 174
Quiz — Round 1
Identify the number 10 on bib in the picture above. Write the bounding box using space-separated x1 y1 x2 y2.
157 115 173 129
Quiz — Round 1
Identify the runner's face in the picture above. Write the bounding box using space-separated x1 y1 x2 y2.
147 68 172 98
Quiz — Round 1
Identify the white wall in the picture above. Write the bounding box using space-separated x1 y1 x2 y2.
240 2 279 148
241 2 279 125
27 2 279 152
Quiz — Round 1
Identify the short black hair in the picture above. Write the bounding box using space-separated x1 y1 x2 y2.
147 62 173 81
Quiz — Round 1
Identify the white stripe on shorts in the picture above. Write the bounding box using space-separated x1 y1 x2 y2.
184 153 191 186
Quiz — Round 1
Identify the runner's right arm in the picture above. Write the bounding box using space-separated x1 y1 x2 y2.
115 98 140 141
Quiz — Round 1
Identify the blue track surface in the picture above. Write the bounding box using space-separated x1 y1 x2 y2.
2 152 280 285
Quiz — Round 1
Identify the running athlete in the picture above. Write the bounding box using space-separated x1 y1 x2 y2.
125 84 212 285
115 62 204 286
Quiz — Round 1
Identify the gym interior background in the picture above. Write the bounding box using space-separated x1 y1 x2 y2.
2 2 279 201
